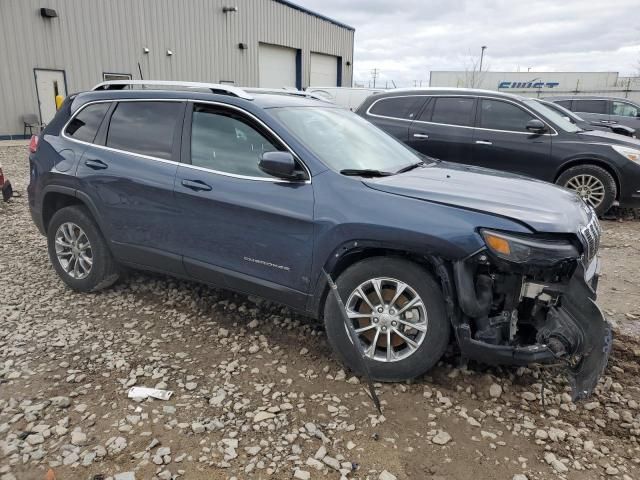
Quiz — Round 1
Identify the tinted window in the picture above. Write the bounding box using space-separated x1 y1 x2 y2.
191 106 278 177
106 102 182 160
554 100 572 109
65 103 110 143
431 97 474 126
479 99 535 131
369 96 424 119
612 101 639 117
572 100 608 114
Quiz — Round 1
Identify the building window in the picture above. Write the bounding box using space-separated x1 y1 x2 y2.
103 73 132 82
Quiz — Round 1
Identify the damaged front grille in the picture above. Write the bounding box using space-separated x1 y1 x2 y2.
580 211 601 262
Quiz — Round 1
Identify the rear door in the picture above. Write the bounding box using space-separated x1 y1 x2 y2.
74 100 186 274
611 99 640 130
363 96 428 142
471 98 552 179
408 96 475 163
571 99 611 128
173 102 315 310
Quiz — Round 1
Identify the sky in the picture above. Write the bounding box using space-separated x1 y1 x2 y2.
293 0 640 88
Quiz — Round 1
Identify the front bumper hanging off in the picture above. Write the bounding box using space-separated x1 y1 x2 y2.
453 258 612 401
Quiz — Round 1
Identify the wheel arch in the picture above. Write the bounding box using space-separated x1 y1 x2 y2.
42 188 105 235
554 158 621 200
311 243 451 321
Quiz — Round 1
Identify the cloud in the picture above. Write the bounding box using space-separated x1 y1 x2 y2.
294 0 640 87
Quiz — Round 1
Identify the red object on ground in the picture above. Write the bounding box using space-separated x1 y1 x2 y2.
29 135 39 153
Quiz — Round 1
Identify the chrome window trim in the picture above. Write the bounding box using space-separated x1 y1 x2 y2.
365 94 558 136
61 98 311 184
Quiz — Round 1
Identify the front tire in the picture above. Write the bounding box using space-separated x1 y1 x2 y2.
47 205 120 292
323 257 450 381
556 165 617 216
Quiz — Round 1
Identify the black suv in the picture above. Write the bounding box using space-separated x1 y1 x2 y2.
28 81 610 399
357 88 640 215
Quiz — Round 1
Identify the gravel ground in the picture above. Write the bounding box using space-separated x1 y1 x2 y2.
2 143 640 480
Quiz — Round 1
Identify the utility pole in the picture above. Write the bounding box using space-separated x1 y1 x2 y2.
371 68 379 88
479 46 487 73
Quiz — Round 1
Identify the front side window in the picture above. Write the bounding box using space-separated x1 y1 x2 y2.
612 101 639 117
190 105 278 177
430 97 475 127
572 100 608 115
369 96 425 120
106 101 182 160
65 103 110 143
478 99 535 132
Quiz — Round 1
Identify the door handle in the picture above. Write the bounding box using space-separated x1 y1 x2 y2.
84 159 108 170
181 179 212 192
412 133 429 139
475 140 493 145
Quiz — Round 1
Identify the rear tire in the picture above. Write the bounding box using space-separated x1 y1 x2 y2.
47 205 120 292
556 164 617 216
323 257 450 381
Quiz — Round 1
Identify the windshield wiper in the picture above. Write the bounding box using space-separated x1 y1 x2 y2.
340 169 394 177
396 161 426 174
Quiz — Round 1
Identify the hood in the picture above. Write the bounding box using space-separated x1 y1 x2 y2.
363 162 591 233
575 129 640 147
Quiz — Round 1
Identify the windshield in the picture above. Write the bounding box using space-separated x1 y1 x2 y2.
269 107 425 172
523 99 582 133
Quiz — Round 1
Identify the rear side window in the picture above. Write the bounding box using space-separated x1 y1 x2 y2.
106 102 182 160
190 105 279 177
431 97 474 126
65 103 110 143
572 100 608 115
368 96 424 120
478 99 535 132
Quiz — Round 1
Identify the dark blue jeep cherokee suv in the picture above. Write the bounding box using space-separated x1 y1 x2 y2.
28 81 611 399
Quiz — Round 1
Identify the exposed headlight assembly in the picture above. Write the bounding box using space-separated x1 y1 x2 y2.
611 145 640 163
481 229 579 265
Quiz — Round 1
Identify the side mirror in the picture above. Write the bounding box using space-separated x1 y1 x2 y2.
258 151 301 180
526 119 547 133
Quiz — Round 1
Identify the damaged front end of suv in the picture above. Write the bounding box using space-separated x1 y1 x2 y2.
448 212 612 401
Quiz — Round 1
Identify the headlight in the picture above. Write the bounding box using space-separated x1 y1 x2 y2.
611 145 640 163
481 229 579 265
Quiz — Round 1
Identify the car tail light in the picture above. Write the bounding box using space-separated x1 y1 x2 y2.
29 135 39 153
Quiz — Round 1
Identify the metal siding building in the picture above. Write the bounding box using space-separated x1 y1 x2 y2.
0 0 354 139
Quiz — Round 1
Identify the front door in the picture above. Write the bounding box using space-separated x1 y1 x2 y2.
408 96 476 163
471 98 552 179
34 69 67 125
174 102 315 310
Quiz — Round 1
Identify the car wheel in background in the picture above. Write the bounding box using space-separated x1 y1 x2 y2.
47 205 120 292
556 165 617 216
323 257 450 381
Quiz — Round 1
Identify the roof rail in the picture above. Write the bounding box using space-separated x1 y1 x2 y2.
243 87 330 102
91 80 254 100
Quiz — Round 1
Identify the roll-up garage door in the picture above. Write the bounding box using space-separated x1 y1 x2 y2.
310 53 339 87
258 43 298 88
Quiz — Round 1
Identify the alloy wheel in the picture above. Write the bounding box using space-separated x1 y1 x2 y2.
345 277 428 362
54 222 93 279
565 174 606 208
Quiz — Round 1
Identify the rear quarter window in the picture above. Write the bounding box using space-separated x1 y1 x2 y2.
64 103 110 143
368 96 425 120
106 101 183 160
